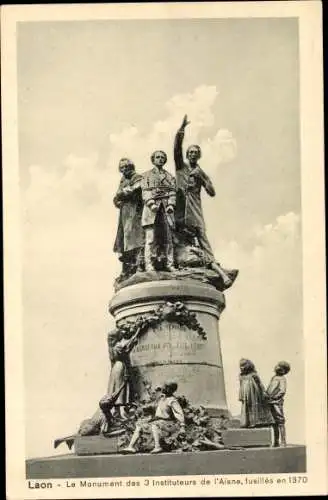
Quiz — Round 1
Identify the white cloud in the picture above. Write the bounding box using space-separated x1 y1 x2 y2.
104 84 236 184
24 85 236 223
23 84 237 229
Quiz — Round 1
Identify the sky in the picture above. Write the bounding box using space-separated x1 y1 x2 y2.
17 18 303 458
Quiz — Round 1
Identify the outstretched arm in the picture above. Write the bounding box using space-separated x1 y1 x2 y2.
174 115 190 171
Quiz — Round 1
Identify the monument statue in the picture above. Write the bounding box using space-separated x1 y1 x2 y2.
100 329 139 421
113 158 144 280
52 114 297 461
266 360 291 447
54 117 242 454
122 381 186 454
238 358 274 428
174 115 233 287
141 150 176 272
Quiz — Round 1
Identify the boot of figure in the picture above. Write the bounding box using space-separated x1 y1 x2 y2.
144 246 155 271
144 229 156 271
279 424 287 447
166 245 175 272
273 424 280 447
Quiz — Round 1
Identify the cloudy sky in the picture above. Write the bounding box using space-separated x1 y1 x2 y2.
17 18 303 458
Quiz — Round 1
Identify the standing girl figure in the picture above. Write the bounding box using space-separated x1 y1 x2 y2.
239 358 274 428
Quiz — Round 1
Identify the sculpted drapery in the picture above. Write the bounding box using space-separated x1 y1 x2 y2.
174 128 215 233
113 172 144 256
174 126 218 264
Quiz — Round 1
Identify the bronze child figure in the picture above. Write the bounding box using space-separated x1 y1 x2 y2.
122 381 185 454
239 358 274 428
266 361 291 447
99 329 139 423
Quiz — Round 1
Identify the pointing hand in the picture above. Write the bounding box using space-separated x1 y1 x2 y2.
181 114 191 129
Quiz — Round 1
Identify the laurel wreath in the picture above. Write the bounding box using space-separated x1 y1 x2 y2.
114 301 207 342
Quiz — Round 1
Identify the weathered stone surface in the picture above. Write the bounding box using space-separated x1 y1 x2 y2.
74 435 119 456
222 428 272 447
73 429 271 457
227 417 241 428
109 280 225 316
26 445 306 478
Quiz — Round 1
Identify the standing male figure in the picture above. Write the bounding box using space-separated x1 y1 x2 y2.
141 150 176 272
174 115 232 286
113 158 144 279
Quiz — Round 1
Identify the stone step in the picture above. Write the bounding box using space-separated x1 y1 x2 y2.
26 445 306 478
222 427 272 447
75 435 119 456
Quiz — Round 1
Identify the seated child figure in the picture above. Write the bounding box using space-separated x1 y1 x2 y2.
122 381 185 454
266 361 291 447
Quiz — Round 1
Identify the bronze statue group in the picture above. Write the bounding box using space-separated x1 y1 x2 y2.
239 358 291 447
113 115 233 287
62 328 291 453
55 116 291 454
120 358 291 453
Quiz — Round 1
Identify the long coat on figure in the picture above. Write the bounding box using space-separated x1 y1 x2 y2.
107 335 134 406
174 128 216 263
141 166 176 270
239 368 274 428
113 173 144 255
141 167 176 229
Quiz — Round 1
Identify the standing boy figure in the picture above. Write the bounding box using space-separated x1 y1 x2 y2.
266 361 291 447
141 151 176 272
122 381 185 454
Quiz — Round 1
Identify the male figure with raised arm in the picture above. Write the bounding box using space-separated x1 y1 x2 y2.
174 115 231 286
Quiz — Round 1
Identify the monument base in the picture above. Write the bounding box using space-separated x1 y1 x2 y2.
26 445 306 478
73 428 272 456
222 428 272 447
75 435 120 455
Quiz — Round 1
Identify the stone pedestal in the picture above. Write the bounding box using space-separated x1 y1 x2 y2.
109 280 228 416
74 428 272 456
26 445 307 478
221 428 272 448
75 435 119 456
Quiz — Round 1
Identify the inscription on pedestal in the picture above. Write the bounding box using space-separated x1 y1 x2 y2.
130 320 221 367
110 281 228 413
